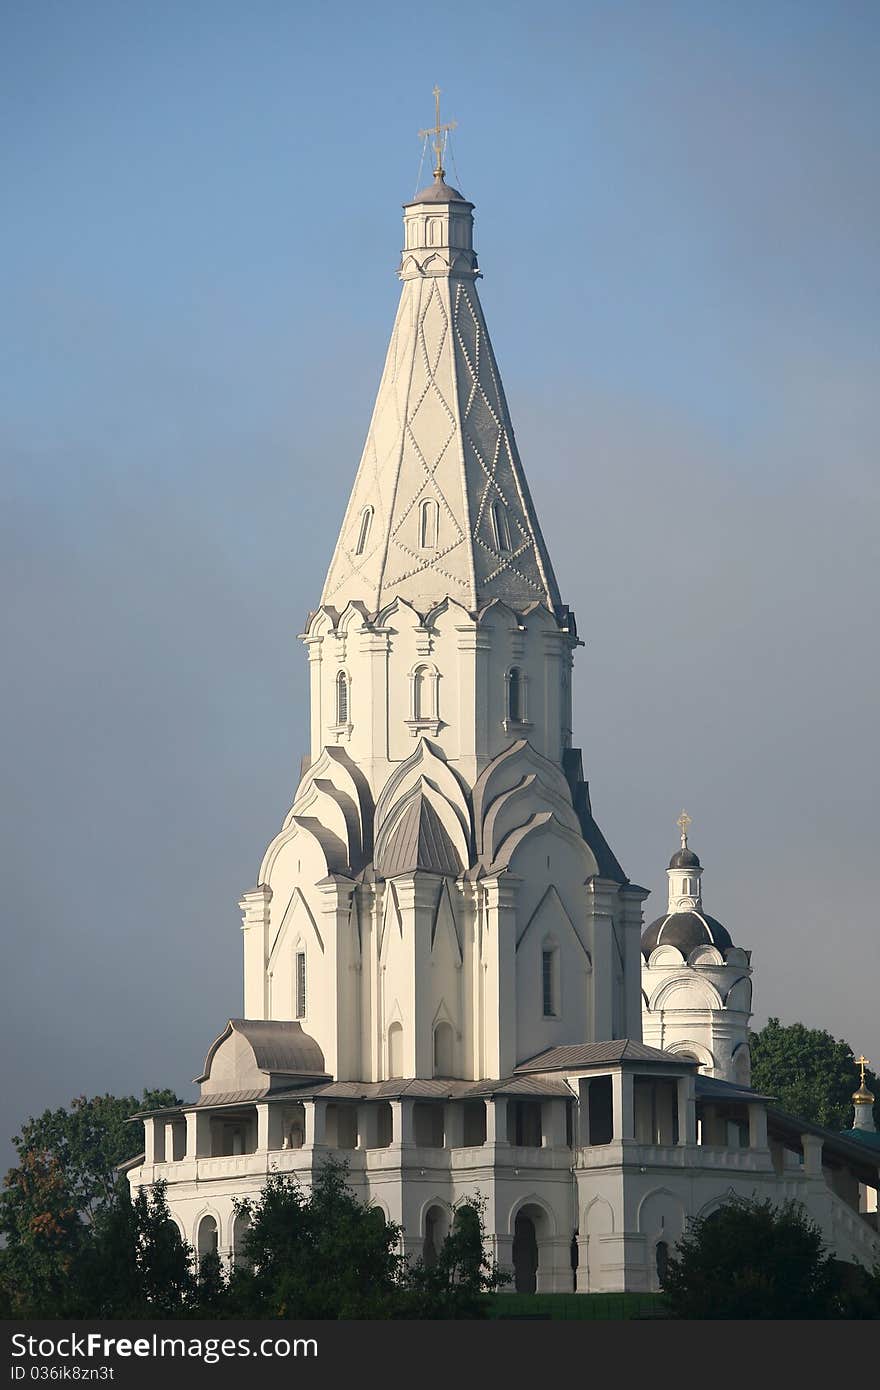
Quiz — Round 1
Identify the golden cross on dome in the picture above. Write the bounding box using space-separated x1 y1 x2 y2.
418 85 457 181
856 1055 871 1088
677 809 692 847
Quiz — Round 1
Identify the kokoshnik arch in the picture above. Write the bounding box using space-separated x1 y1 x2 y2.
127 103 880 1293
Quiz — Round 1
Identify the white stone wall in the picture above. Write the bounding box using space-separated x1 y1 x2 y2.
641 944 752 1083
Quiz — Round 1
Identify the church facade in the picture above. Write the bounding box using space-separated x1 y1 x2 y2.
128 147 880 1293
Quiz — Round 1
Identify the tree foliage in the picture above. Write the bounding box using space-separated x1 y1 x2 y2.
11 1090 181 1219
225 1160 506 1318
0 1130 505 1318
403 1197 508 1317
749 1018 878 1132
662 1196 847 1319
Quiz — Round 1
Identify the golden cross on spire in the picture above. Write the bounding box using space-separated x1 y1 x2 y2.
676 809 692 847
856 1055 871 1088
418 85 457 182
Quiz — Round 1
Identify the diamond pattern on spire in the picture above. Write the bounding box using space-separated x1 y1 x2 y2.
322 272 560 613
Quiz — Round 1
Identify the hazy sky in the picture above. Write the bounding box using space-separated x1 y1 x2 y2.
2 1 878 1168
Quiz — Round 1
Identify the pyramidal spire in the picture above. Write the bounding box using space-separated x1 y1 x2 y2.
321 108 561 616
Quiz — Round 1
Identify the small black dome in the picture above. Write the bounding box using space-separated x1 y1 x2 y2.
669 847 701 869
641 910 733 959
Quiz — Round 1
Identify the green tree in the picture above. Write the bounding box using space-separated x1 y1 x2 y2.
749 1018 878 1132
229 1159 405 1317
661 1196 842 1319
1 1088 183 1317
0 1150 85 1317
402 1197 509 1317
76 1179 197 1318
12 1089 181 1219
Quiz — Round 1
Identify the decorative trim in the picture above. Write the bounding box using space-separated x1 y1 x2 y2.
404 718 443 738
502 717 533 734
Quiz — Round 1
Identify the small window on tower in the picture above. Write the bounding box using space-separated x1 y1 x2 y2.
491 501 512 553
336 670 349 726
419 498 439 549
295 951 306 1019
355 506 373 556
542 948 557 1017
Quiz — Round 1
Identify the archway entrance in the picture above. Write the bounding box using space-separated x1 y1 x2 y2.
512 1214 538 1293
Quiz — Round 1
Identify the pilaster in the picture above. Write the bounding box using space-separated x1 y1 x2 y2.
239 885 272 1019
316 874 357 1080
585 878 617 1040
481 874 521 1079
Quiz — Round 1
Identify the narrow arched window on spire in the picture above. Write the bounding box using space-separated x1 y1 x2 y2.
507 667 524 723
355 506 373 556
491 500 512 552
419 497 439 549
335 670 349 726
413 665 427 721
410 664 439 725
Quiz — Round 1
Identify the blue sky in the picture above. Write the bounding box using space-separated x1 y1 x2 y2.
2 1 878 1159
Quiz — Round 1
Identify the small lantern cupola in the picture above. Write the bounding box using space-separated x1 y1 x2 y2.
667 809 703 912
400 87 477 282
852 1055 877 1133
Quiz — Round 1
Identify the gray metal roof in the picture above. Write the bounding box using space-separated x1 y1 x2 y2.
375 794 462 878
641 910 734 958
515 1039 696 1073
404 178 471 206
195 1019 328 1084
694 1074 776 1104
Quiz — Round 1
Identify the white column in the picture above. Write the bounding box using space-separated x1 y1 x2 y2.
257 1103 286 1152
316 876 357 1080
390 1098 415 1146
486 1096 509 1145
144 1117 163 1164
303 633 324 763
305 1099 327 1147
748 1103 768 1150
677 1075 696 1145
482 875 520 1079
802 1133 824 1177
585 880 617 1040
611 1071 634 1141
185 1110 212 1159
577 1080 591 1145
619 884 650 1039
575 1235 590 1293
391 875 438 1078
239 885 272 1019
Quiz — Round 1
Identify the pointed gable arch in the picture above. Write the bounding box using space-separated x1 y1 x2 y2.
472 739 580 862
268 887 325 972
378 880 404 961
491 811 599 878
374 737 472 848
431 879 462 963
374 781 468 877
516 884 591 966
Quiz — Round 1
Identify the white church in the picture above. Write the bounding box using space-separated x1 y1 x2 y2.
128 118 880 1294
